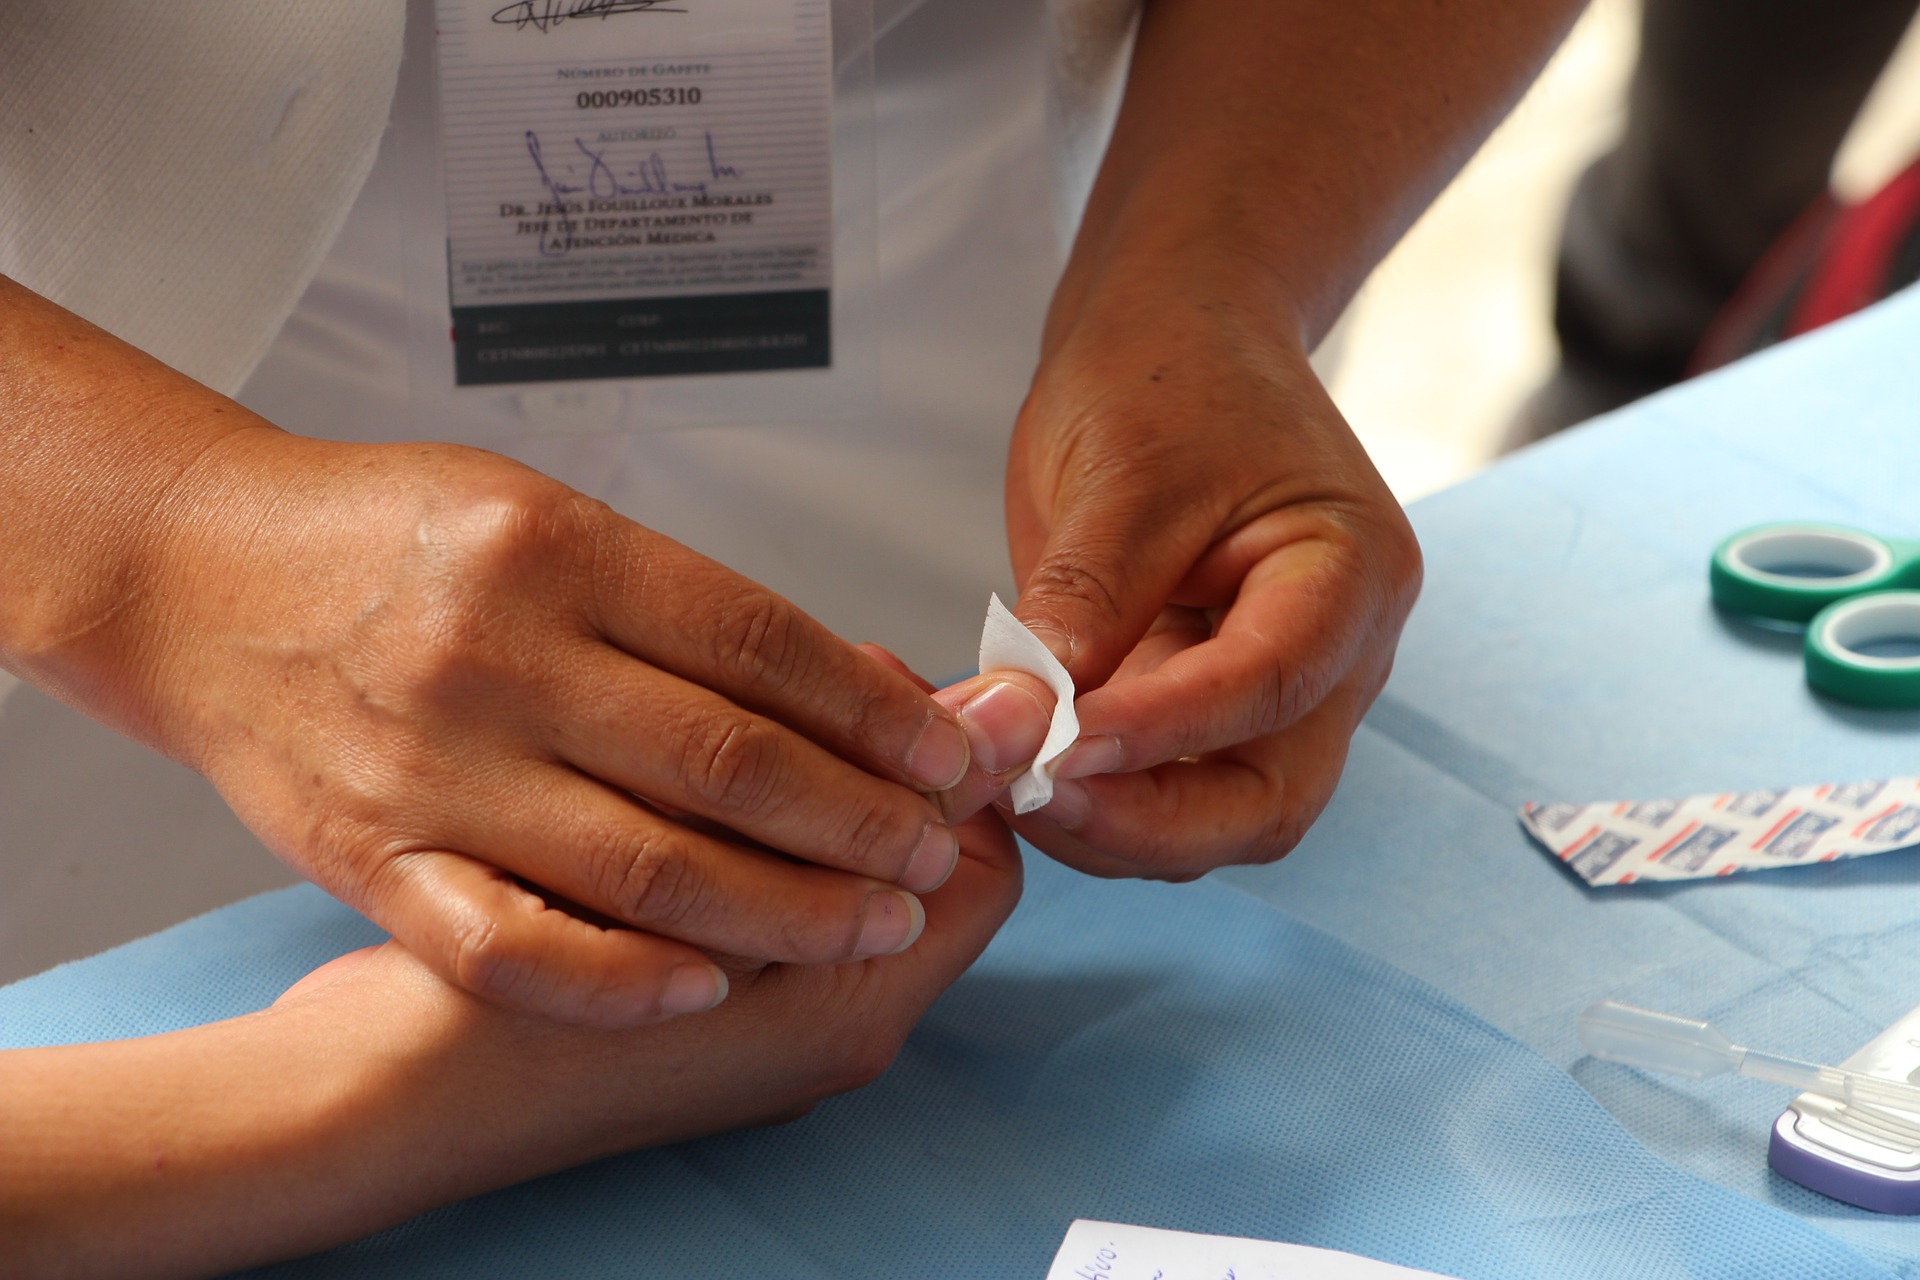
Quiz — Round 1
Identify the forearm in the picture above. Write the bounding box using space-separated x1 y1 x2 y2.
0 946 853 1278
1052 0 1585 348
0 986 458 1275
0 964 629 1277
0 275 278 744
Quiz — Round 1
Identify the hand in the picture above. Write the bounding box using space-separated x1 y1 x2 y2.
997 267 1423 879
0 811 1024 1277
82 426 984 1026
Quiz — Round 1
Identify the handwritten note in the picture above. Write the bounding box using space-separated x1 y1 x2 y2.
1045 1221 1460 1280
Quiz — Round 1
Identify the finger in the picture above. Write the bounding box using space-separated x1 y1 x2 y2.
551 648 958 893
860 644 1060 826
367 849 731 1028
856 642 935 693
927 671 1058 823
586 532 972 792
1009 456 1221 691
1008 678 1370 880
868 808 1023 1002
450 764 931 966
1061 517 1410 776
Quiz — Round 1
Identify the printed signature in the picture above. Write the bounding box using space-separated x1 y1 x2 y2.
491 0 687 32
525 130 742 256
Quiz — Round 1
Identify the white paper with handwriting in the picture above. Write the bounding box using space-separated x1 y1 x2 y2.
1045 1221 1459 1280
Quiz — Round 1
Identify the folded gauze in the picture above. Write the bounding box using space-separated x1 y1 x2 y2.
978 594 1081 814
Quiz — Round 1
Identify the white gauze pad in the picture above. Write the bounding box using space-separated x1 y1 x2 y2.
978 593 1081 814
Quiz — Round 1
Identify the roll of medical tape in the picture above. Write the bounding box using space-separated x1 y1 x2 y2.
1710 523 1920 623
1805 591 1920 708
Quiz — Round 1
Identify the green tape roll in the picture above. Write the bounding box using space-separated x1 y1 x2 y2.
1806 592 1920 708
1711 523 1920 623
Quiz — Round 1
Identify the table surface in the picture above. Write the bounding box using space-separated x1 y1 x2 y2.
5 286 1920 1279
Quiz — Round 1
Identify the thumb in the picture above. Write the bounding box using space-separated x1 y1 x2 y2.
1012 479 1205 690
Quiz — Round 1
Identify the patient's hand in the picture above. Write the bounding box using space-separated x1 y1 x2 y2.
0 811 1021 1279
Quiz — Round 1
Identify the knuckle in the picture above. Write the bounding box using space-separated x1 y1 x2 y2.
842 682 914 759
1247 817 1305 867
715 592 807 690
422 475 583 584
373 481 598 702
819 1033 903 1096
1022 554 1126 628
1241 661 1289 741
602 830 705 929
777 894 869 964
836 798 925 879
1252 783 1337 866
449 912 513 1000
682 715 785 820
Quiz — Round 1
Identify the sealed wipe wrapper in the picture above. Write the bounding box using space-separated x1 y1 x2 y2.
978 594 1080 814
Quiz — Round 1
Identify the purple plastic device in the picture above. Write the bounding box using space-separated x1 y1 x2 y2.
1770 1002 1920 1213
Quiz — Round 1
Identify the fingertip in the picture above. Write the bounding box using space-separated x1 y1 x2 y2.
1053 734 1122 780
900 891 927 951
905 713 972 791
660 961 729 1016
950 675 1054 776
1018 617 1077 672
1037 778 1091 830
854 889 925 956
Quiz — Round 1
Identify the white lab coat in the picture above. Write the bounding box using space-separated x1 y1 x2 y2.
0 0 1135 972
1 0 1138 678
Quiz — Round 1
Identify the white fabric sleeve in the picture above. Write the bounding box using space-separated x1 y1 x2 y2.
1046 0 1142 247
0 2 403 395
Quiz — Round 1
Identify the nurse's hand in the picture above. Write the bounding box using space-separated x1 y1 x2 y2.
0 810 1022 1277
999 266 1422 880
152 431 995 1025
0 275 994 1030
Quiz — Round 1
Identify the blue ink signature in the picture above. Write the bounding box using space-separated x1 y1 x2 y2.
524 129 743 256
492 0 687 32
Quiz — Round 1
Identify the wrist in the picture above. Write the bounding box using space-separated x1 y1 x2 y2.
1043 218 1314 368
0 277 283 752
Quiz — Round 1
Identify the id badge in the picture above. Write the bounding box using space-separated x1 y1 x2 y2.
411 0 877 434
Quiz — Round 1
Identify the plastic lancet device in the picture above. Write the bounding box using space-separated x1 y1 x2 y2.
1578 1001 1920 1118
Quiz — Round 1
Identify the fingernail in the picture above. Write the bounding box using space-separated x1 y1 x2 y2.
900 822 960 893
1042 778 1091 830
1054 734 1123 780
905 715 970 791
661 962 729 1015
958 680 1052 775
1025 620 1076 669
855 890 926 956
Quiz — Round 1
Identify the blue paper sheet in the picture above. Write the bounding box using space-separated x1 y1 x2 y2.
7 288 1919 1276
1226 285 1920 1271
0 858 1896 1279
